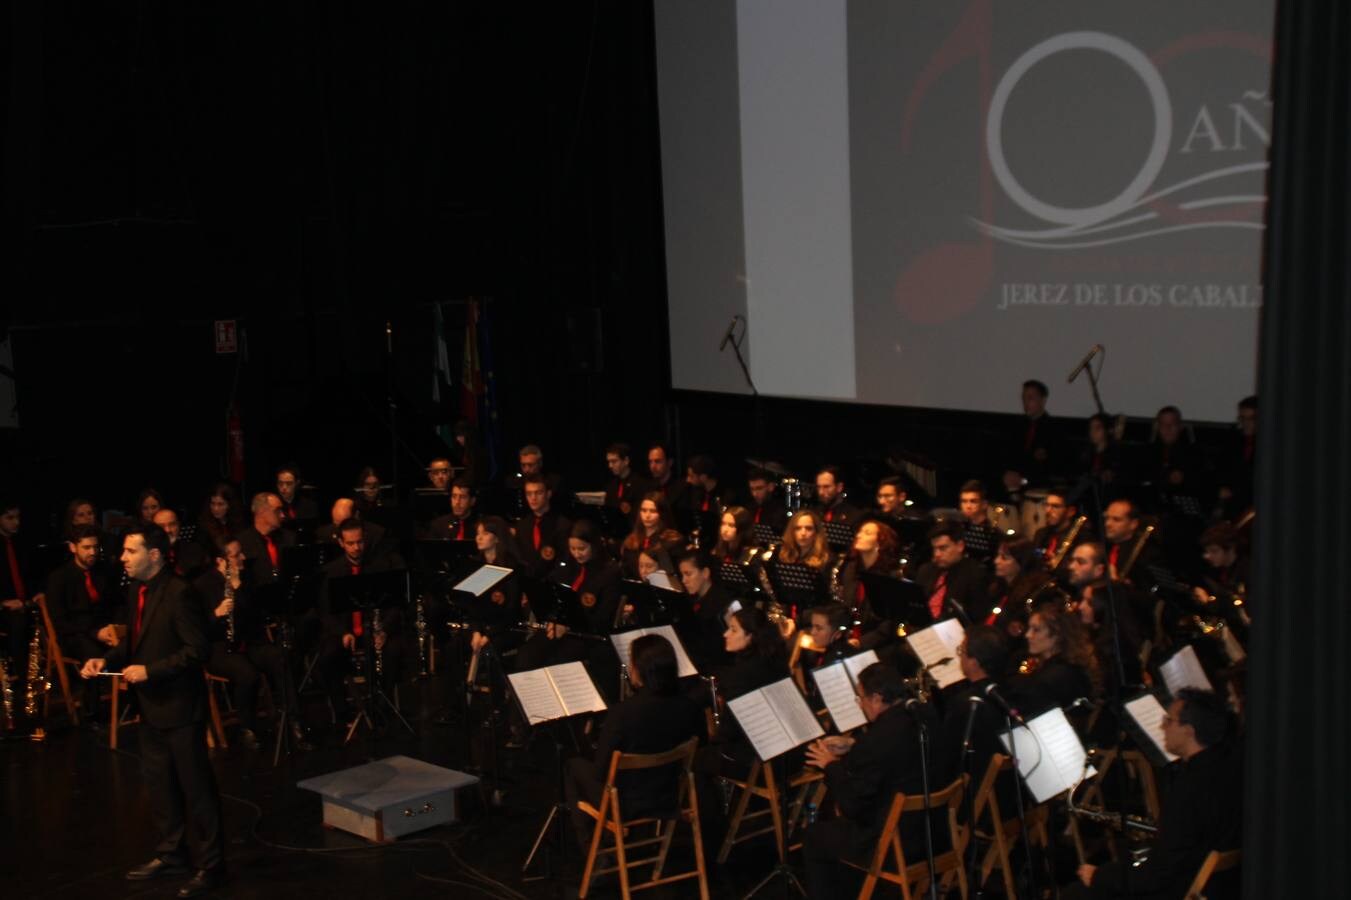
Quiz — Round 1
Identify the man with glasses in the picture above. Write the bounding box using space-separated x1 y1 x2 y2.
1032 487 1093 577
802 663 938 900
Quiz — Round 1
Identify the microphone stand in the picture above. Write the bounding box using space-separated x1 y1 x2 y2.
719 317 767 460
1003 710 1039 898
914 711 940 900
960 695 984 896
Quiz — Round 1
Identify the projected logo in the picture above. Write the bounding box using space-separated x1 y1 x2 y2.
972 31 1269 250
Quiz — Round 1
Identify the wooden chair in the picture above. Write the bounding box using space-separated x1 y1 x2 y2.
1184 848 1241 900
205 672 238 749
577 736 708 900
842 776 970 900
35 593 81 727
968 753 1050 898
1072 747 1161 862
108 674 140 750
717 758 827 864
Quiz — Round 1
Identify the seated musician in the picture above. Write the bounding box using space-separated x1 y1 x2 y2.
801 603 854 670
426 477 477 541
698 606 789 776
836 518 904 653
195 537 313 751
1007 600 1100 718
0 498 33 669
153 508 209 580
767 510 834 622
315 497 387 550
1032 487 1093 578
746 467 787 532
957 479 1001 565
237 493 296 587
646 442 686 510
603 442 651 516
514 520 619 683
674 549 734 671
135 487 167 524
316 518 406 726
196 482 245 554
275 464 318 522
62 496 99 539
1193 523 1249 619
512 473 572 578
618 492 683 579
814 465 861 525
685 454 729 517
1066 688 1241 900
802 663 942 900
45 523 121 716
1103 498 1164 594
1076 580 1144 730
711 505 755 568
1143 405 1206 495
989 536 1056 644
467 515 527 665
563 634 705 847
1081 413 1127 486
941 625 1022 819
915 521 994 626
353 466 385 516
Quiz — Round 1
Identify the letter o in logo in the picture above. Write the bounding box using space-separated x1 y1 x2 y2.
986 32 1172 227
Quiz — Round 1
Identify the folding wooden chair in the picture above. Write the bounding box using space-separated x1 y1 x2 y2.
36 593 81 727
842 776 970 900
969 753 1050 898
577 736 708 900
205 672 238 749
717 758 827 864
1184 848 1240 900
1072 747 1161 862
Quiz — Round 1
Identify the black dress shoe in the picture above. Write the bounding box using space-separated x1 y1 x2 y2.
126 857 190 880
176 867 227 898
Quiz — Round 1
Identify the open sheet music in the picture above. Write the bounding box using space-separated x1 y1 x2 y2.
727 677 825 760
609 625 698 678
507 662 608 725
1124 693 1180 766
906 618 966 689
644 571 677 591
809 650 880 733
999 708 1096 804
1158 644 1213 698
453 564 513 597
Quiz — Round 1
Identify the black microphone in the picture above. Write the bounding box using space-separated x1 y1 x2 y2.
981 682 1027 727
1066 343 1103 383
718 315 741 351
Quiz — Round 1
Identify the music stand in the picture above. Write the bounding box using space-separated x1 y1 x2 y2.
280 516 320 545
858 572 932 631
822 520 854 551
570 502 631 541
251 578 317 765
448 565 518 787
326 569 415 746
516 575 598 637
751 523 780 547
718 557 754 592
618 580 694 629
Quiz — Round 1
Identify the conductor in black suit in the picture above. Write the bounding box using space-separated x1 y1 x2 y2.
82 524 225 897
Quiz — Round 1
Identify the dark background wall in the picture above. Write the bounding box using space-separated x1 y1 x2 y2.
1 1 1240 536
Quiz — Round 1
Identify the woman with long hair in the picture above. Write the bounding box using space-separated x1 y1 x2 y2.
762 509 834 620
197 482 244 551
836 518 904 652
619 492 684 578
1011 599 1101 717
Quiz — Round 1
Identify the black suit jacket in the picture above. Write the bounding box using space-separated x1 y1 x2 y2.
823 703 933 833
319 552 407 638
45 560 118 644
237 526 297 586
589 687 705 817
915 557 994 624
101 568 209 729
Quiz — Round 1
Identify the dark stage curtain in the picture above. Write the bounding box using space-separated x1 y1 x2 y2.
1245 1 1351 896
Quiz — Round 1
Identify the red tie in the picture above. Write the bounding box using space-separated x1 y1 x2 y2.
533 517 542 551
642 535 651 551
701 496 710 512
928 572 948 619
133 585 148 645
265 534 279 569
1046 535 1059 558
571 565 586 592
754 507 762 524
825 509 834 523
617 482 625 499
350 564 363 635
4 537 25 600
283 503 295 520
455 519 465 540
1109 544 1121 573
84 571 100 604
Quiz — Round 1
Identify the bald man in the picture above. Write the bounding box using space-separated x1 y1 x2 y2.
315 498 386 552
153 508 209 580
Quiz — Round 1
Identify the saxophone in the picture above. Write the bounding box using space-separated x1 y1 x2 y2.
24 612 48 738
755 546 795 636
1117 525 1156 582
829 555 845 605
415 596 430 677
0 657 14 732
372 608 384 678
1047 516 1087 570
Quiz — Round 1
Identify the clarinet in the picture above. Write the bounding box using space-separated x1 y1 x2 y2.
224 560 237 650
415 595 430 677
373 608 384 678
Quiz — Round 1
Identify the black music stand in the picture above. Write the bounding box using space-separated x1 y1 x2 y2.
326 569 415 747
751 523 780 546
858 572 932 631
718 557 755 592
410 487 450 526
618 580 693 629
517 575 599 637
570 502 631 541
251 578 315 765
448 565 518 790
279 516 320 545
822 520 854 551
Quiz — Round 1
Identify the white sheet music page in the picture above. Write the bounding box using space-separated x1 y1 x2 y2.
906 619 966 689
1000 708 1095 804
453 565 514 597
763 677 825 746
609 629 643 672
842 649 880 684
1124 694 1179 763
550 661 608 715
507 668 567 724
646 624 699 677
810 662 868 733
728 690 794 760
1159 645 1213 697
645 571 677 591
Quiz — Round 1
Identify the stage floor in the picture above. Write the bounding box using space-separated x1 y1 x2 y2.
4 678 785 899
